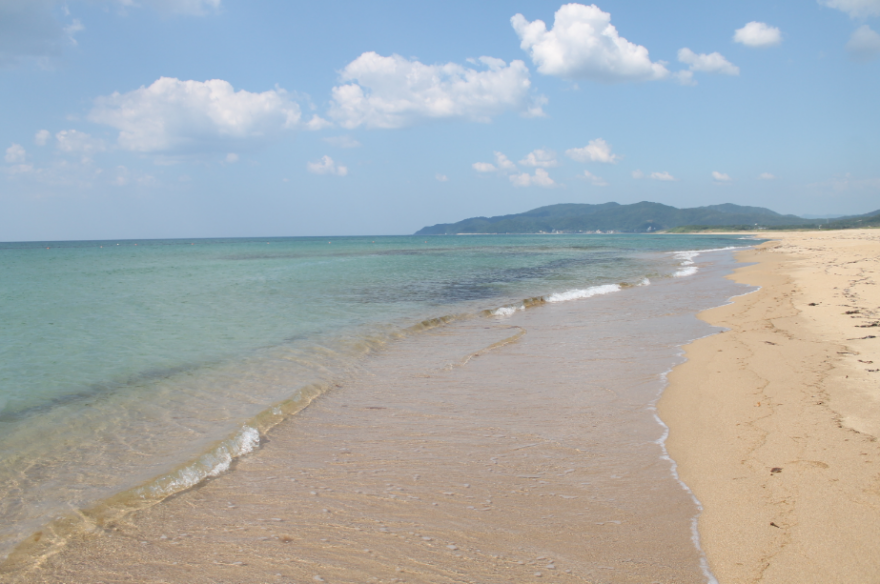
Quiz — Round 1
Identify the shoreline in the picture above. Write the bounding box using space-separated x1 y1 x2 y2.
659 229 880 583
4 249 746 583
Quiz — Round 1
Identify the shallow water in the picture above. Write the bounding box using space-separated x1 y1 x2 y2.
0 234 755 571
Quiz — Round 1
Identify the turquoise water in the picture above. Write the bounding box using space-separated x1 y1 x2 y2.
0 233 753 562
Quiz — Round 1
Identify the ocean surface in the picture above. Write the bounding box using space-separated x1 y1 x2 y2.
0 233 757 572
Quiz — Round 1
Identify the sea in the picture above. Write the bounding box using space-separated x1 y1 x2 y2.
0 233 759 581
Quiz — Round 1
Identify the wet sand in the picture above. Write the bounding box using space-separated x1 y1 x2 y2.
659 230 880 583
3 255 746 584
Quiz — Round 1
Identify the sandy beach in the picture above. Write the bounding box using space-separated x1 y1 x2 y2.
5 232 878 583
659 229 880 583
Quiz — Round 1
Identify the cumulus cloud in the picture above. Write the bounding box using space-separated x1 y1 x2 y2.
580 170 608 186
847 25 880 61
677 48 739 80
473 151 517 173
511 3 668 83
34 129 50 146
435 173 449 182
819 0 880 17
89 77 302 152
712 171 732 182
509 168 557 187
632 169 644 179
565 138 619 163
5 144 26 164
759 172 777 180
494 151 517 170
520 149 559 168
650 171 676 181
323 135 361 148
307 155 347 176
55 129 105 161
225 152 239 163
328 52 541 129
734 22 782 48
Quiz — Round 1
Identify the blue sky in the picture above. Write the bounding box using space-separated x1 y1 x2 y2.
2 0 879 241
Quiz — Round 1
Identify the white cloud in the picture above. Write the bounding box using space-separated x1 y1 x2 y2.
304 115 332 131
328 52 541 129
5 144 26 164
55 129 105 160
650 171 676 181
509 168 557 187
225 152 239 163
323 135 361 148
734 22 782 48
89 77 302 152
519 149 558 168
494 151 516 170
819 0 880 18
580 170 608 186
712 171 732 182
847 25 880 61
473 151 517 173
34 130 50 145
435 173 449 182
307 155 347 176
632 169 644 179
678 48 739 78
566 138 619 163
759 172 777 180
511 3 669 83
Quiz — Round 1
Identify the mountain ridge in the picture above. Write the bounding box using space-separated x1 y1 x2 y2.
415 202 879 235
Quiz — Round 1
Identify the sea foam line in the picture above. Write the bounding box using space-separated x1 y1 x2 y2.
672 246 747 278
546 283 622 303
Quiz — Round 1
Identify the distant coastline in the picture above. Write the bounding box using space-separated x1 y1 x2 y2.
416 201 880 235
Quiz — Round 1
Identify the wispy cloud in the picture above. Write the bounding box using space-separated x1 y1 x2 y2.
307 155 348 176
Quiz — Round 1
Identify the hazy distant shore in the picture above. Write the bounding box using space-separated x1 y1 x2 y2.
659 229 880 582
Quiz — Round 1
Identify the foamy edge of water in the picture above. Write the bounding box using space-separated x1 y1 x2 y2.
492 279 652 318
650 247 758 584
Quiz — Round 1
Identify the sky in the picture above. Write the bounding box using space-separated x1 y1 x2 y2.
1 0 879 241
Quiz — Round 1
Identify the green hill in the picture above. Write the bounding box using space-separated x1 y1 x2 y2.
415 202 811 235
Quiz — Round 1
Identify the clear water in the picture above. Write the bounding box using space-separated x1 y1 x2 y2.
0 233 755 563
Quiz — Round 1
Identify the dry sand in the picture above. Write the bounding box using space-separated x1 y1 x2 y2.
659 229 880 583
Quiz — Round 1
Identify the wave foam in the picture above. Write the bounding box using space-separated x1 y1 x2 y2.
671 246 746 279
136 425 261 499
492 305 524 317
546 283 621 303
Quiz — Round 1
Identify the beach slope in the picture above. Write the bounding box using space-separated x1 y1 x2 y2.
659 230 880 583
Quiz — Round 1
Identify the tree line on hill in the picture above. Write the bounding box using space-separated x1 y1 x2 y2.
415 202 880 235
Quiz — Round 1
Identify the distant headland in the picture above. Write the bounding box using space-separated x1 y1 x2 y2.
415 202 880 235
